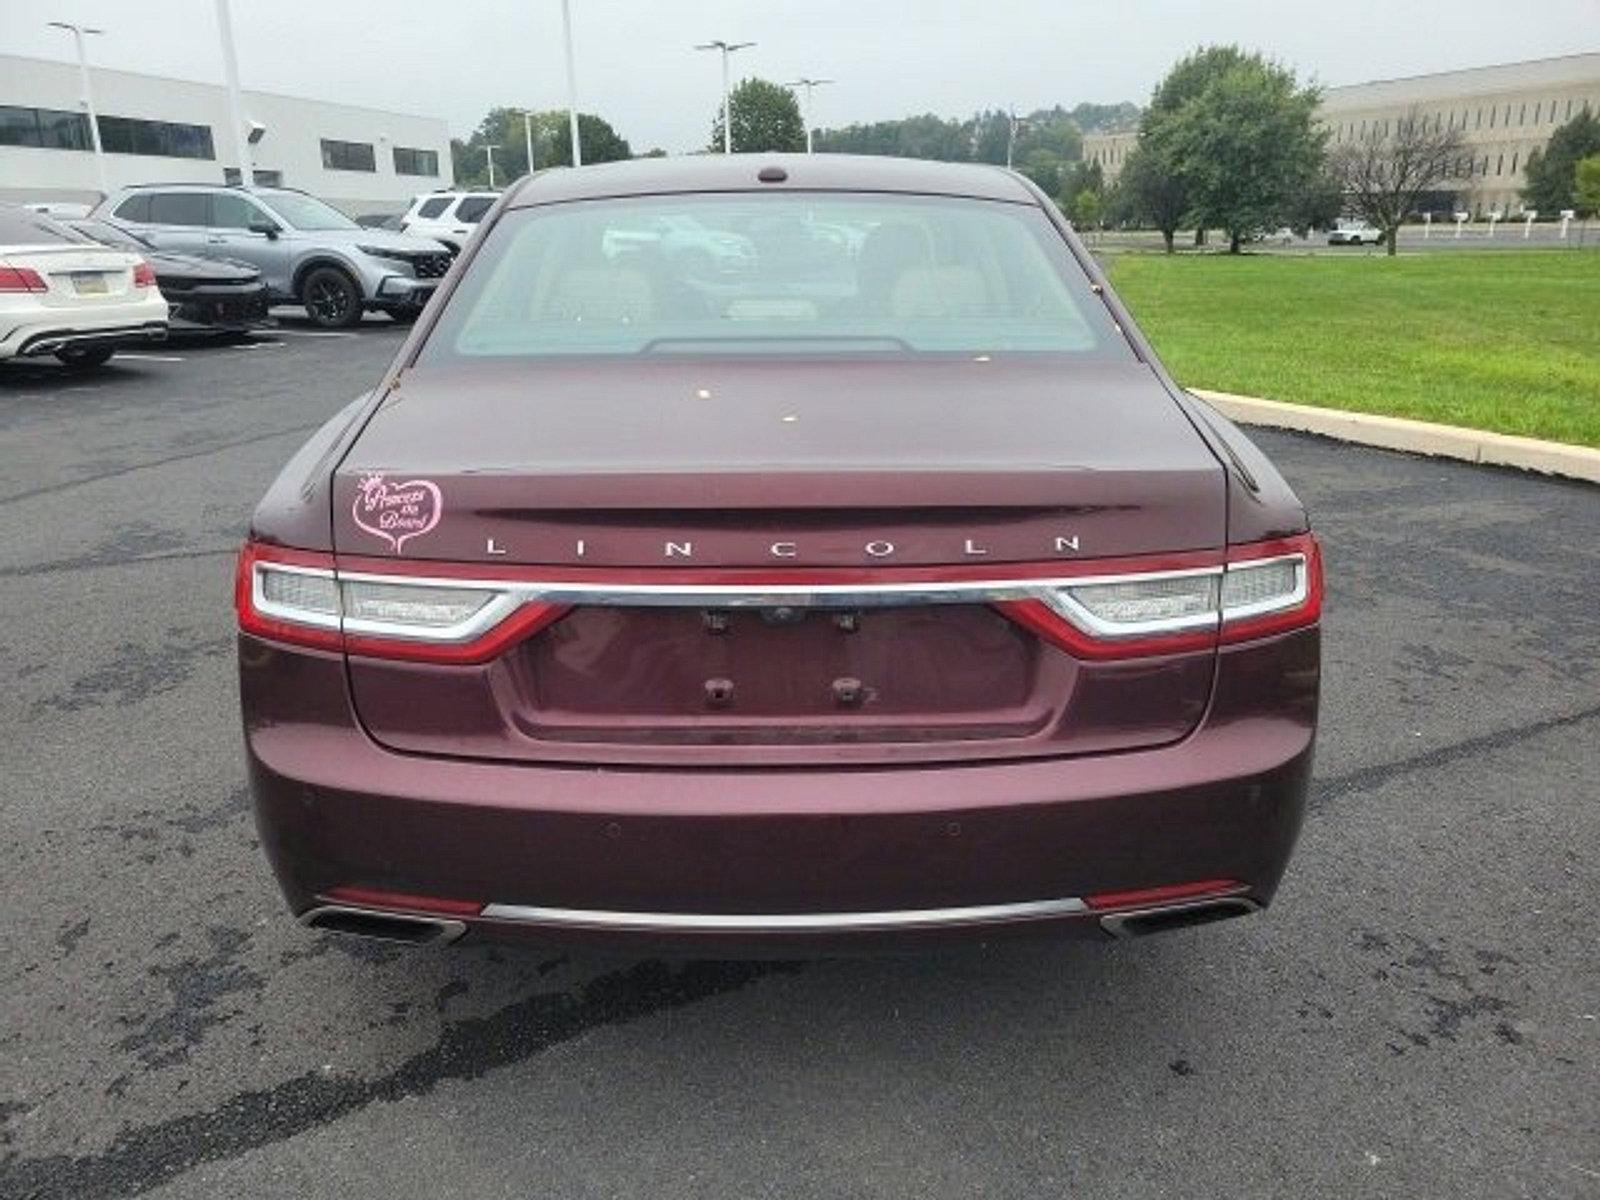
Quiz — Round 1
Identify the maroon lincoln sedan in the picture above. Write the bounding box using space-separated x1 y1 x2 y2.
237 155 1320 952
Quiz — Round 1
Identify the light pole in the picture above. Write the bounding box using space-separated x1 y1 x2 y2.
47 21 107 198
1005 108 1027 170
212 0 256 190
518 109 537 176
784 77 833 153
484 145 498 188
695 39 755 154
560 0 581 165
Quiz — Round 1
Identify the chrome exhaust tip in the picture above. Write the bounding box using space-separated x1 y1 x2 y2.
299 904 467 945
1099 896 1260 939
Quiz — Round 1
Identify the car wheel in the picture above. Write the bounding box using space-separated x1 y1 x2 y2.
54 345 116 371
300 266 363 329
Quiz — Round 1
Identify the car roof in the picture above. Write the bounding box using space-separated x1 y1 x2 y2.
506 154 1038 208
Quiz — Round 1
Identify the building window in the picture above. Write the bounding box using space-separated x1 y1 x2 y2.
0 105 91 149
97 114 215 159
222 167 283 187
320 138 376 172
393 146 439 176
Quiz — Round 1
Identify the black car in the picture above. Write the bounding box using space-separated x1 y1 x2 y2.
66 219 273 335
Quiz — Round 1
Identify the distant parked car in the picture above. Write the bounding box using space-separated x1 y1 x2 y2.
0 203 166 370
355 213 405 231
1328 220 1383 246
66 218 272 336
399 191 500 253
95 184 453 328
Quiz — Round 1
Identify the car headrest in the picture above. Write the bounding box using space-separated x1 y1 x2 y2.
544 266 656 323
890 267 993 319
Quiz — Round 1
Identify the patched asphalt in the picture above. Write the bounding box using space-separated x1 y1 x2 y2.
1 322 1596 1200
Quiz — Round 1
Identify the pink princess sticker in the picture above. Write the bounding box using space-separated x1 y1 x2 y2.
351 473 442 553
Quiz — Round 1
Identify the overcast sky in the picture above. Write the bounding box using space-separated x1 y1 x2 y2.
3 0 1596 152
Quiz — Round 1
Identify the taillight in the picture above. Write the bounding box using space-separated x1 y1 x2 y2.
994 532 1320 658
235 542 567 663
131 260 157 288
0 265 47 293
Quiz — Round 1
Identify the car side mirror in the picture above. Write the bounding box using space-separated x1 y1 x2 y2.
248 220 280 240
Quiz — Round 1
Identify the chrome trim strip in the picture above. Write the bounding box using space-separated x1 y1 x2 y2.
479 895 1088 931
255 556 1312 649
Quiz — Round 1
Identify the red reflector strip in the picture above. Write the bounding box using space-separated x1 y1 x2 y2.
324 886 484 918
992 597 1217 661
1085 879 1244 911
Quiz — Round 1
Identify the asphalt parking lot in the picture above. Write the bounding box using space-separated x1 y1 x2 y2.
1 323 1597 1200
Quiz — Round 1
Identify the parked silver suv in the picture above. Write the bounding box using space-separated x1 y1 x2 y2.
94 184 453 328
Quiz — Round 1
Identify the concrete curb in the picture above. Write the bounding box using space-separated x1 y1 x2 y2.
1189 389 1600 485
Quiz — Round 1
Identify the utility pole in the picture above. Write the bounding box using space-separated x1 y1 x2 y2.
695 39 755 153
785 77 833 153
561 0 581 165
47 21 107 198
211 0 256 190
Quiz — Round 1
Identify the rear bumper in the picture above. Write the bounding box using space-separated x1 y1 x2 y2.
243 628 1318 952
0 317 167 360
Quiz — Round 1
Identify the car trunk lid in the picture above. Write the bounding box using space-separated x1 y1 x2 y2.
334 358 1226 766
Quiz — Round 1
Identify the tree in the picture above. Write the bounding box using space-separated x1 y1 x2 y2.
1522 107 1600 214
1576 154 1600 214
1069 188 1102 230
710 78 804 153
452 106 630 187
1331 107 1465 254
1575 154 1600 245
1158 50 1325 252
1119 139 1188 252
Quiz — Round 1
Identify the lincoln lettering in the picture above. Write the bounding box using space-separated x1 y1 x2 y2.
478 536 1088 560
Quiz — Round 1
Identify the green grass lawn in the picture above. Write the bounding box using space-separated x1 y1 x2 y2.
1107 250 1600 448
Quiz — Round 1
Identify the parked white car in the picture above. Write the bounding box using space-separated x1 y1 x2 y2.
399 191 500 253
0 204 167 370
1328 219 1384 246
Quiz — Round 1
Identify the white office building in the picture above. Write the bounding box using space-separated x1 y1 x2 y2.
1 53 454 214
1086 53 1600 215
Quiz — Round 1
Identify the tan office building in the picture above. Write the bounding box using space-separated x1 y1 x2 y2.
1085 52 1600 216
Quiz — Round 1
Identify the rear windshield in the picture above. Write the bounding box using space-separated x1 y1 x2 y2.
0 206 81 245
419 193 1131 361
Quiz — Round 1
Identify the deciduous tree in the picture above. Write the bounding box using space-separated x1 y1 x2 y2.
710 78 805 154
1331 107 1465 254
1161 52 1325 252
